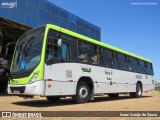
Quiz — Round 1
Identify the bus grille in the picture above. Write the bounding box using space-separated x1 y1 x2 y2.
10 86 26 93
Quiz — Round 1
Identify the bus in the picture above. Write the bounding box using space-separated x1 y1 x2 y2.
7 24 154 103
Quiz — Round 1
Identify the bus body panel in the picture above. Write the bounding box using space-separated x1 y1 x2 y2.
43 63 154 95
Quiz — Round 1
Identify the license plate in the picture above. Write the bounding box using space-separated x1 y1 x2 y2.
13 90 20 94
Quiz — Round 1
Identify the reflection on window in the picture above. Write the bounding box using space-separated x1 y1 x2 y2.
46 30 71 62
78 41 98 64
99 48 115 68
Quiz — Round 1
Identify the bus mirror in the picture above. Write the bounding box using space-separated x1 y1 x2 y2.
57 38 62 47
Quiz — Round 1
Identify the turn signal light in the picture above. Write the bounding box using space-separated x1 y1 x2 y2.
48 84 52 87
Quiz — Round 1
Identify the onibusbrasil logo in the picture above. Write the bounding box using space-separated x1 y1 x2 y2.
1 1 17 8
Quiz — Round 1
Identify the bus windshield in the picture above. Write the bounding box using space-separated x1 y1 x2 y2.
12 26 45 73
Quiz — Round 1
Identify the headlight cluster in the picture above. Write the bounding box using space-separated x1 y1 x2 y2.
28 71 39 84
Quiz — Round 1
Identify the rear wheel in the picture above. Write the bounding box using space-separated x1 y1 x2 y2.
130 84 142 98
73 81 91 104
108 93 119 98
46 96 61 102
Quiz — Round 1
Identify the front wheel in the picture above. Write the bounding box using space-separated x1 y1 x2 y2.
130 84 142 98
73 81 90 104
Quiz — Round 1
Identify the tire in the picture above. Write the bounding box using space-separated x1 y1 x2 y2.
46 96 60 102
130 84 142 98
108 93 119 98
73 81 91 104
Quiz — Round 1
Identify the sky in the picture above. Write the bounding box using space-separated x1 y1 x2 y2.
48 0 160 82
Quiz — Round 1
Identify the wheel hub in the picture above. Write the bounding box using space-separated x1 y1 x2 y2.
79 86 88 99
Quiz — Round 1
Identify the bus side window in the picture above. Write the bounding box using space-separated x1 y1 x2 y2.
140 60 145 74
116 53 125 70
78 41 88 63
147 63 154 75
150 63 154 75
144 61 147 74
92 46 98 64
106 50 115 68
130 57 137 72
124 55 131 71
53 40 59 58
78 40 97 64
136 59 141 73
99 48 107 66
46 38 54 61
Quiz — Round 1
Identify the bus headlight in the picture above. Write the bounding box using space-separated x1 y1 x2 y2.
29 72 39 84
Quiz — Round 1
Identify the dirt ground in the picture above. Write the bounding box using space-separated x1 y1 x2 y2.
0 91 160 120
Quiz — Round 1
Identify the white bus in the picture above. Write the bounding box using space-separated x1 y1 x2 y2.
6 24 154 103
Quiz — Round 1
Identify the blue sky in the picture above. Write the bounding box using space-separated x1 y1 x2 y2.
48 0 160 81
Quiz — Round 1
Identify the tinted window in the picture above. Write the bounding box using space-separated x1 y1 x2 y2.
139 60 145 74
39 9 49 21
25 15 37 27
50 14 59 25
83 28 89 36
37 20 47 26
60 18 68 29
27 3 38 17
68 22 75 32
11 9 25 24
46 37 59 61
99 48 115 68
78 41 98 64
76 25 83 34
17 0 26 12
124 55 131 71
46 30 71 62
68 13 76 24
76 17 83 26
130 57 137 72
116 53 125 70
39 0 50 11
50 5 59 16
136 59 141 73
60 9 68 20
147 63 154 75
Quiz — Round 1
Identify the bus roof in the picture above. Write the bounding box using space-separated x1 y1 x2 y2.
46 24 152 63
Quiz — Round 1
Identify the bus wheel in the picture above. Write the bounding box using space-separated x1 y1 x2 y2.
46 96 60 102
108 93 119 98
73 81 91 104
129 84 142 98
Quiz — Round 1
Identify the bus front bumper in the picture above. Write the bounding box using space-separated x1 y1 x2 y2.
8 81 45 96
